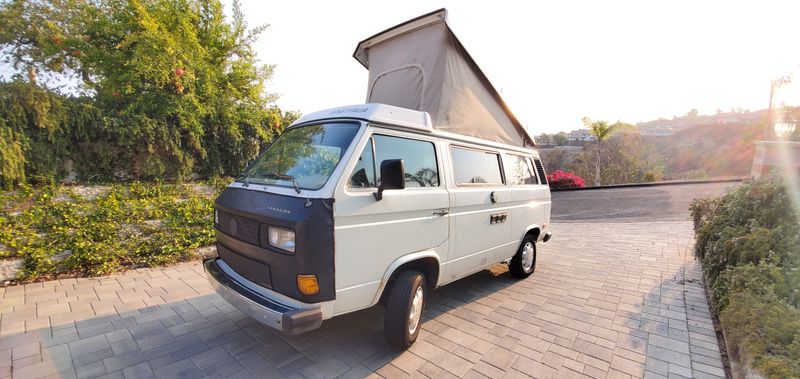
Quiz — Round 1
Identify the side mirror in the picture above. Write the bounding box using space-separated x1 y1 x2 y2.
373 159 405 201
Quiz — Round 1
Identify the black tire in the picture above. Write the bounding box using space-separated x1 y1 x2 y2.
384 270 426 349
509 235 537 278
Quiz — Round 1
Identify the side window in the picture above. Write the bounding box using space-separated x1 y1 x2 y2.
374 135 439 187
507 154 537 185
348 138 376 188
451 147 504 185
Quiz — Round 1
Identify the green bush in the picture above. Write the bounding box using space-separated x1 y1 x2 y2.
0 180 225 279
692 178 799 289
691 177 800 377
0 0 301 188
720 291 800 378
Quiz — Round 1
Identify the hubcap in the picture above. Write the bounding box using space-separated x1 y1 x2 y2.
408 286 424 334
521 242 534 271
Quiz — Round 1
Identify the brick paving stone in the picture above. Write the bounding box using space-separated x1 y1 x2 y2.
0 221 729 378
299 356 350 379
121 362 154 379
648 334 690 355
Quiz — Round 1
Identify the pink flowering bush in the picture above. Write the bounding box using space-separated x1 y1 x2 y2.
547 170 585 189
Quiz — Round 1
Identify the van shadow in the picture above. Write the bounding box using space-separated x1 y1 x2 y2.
0 264 521 378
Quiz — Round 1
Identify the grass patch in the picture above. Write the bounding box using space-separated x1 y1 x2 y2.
691 177 800 377
0 179 229 281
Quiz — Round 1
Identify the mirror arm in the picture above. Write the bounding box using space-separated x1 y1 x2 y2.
373 185 384 201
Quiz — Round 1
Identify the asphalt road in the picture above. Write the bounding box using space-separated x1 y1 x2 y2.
551 181 740 222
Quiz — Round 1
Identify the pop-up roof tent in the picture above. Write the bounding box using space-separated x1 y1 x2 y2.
353 9 535 147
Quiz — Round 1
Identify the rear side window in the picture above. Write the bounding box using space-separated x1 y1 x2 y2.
451 147 504 185
507 154 537 185
348 134 439 188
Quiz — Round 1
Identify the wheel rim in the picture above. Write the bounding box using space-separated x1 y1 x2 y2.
408 286 424 334
521 242 534 271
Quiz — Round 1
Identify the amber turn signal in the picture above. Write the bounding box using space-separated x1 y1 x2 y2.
296 275 319 296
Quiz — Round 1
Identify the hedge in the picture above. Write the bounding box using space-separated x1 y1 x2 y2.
0 179 228 280
690 177 800 377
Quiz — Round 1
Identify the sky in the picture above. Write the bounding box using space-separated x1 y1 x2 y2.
237 2 796 134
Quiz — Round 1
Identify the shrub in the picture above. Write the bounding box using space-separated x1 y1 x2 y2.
0 180 226 280
691 178 799 291
547 170 586 189
691 176 800 377
720 290 800 378
0 0 301 188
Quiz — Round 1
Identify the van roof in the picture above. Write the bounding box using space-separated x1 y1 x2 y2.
291 103 433 133
289 103 538 156
352 9 535 148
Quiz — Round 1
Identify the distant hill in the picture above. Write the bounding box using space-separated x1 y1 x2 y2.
637 109 765 133
645 122 762 179
538 121 763 182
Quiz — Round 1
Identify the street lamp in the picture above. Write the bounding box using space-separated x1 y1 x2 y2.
774 112 797 140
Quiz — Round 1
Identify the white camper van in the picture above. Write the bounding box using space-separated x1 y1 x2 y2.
204 9 552 348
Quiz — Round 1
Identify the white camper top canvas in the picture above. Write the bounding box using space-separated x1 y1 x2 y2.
353 9 535 147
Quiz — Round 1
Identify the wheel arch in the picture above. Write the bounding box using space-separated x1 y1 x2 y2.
372 251 441 307
519 224 542 243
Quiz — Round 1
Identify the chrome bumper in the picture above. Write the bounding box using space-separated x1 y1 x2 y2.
203 259 323 335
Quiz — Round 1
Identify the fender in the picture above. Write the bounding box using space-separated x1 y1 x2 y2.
518 223 545 243
369 250 441 307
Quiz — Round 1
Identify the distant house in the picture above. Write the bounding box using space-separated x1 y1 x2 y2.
709 112 763 125
639 125 675 136
568 129 596 142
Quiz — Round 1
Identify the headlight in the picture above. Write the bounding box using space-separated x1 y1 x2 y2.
268 226 295 253
214 209 219 225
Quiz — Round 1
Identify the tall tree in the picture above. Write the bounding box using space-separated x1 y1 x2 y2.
566 132 662 185
0 0 287 183
553 131 568 146
582 117 617 186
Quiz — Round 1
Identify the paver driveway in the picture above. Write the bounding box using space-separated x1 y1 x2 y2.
0 218 725 379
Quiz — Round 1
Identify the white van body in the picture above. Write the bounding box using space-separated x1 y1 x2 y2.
206 9 552 348
204 103 552 346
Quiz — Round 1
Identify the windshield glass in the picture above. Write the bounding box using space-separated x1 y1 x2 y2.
237 123 360 190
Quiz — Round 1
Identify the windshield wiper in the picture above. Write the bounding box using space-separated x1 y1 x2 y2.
261 172 301 194
237 176 255 187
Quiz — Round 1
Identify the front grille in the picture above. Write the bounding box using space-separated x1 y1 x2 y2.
216 210 260 246
217 243 273 289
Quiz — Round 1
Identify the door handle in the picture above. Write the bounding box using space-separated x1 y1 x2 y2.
433 209 449 216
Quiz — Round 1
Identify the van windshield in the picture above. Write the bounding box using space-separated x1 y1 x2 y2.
237 123 360 190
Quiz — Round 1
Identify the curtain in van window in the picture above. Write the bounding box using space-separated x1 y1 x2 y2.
507 155 537 185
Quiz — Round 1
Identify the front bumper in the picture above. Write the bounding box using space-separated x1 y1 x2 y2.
204 258 323 335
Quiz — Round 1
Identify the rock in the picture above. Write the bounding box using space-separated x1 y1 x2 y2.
0 259 23 282
69 185 110 200
51 250 71 262
193 245 217 260
192 184 216 196
143 219 164 229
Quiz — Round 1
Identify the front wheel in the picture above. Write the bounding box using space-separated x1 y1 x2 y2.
384 270 426 349
509 236 537 278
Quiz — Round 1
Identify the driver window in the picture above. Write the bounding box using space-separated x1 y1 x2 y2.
349 138 376 188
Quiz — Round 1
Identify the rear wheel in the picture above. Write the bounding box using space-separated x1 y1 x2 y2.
384 270 426 349
509 235 536 278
